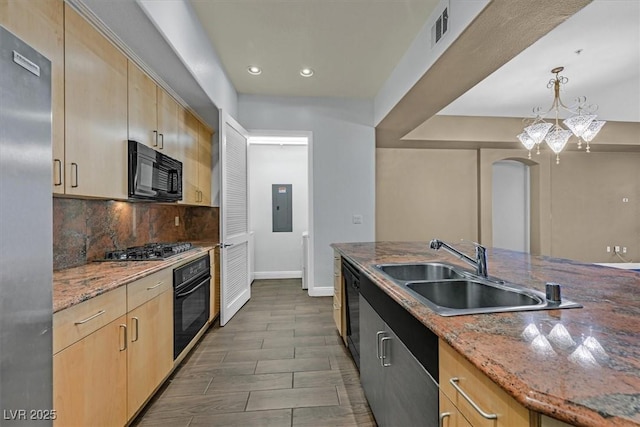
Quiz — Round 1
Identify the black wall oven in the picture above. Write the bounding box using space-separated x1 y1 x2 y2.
173 255 210 359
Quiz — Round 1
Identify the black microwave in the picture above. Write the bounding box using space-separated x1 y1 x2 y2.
128 140 183 202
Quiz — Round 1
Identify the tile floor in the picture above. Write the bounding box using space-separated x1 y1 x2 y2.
132 279 376 427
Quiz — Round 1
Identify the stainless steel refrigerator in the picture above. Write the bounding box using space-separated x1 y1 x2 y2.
0 26 53 425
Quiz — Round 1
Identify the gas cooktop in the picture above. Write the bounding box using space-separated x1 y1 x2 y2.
102 242 193 261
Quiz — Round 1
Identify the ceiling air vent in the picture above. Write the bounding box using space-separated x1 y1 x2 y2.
431 6 449 47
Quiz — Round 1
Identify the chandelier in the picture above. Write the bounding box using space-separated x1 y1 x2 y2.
517 66 606 164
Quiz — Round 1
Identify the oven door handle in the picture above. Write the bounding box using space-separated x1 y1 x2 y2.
176 276 210 298
175 271 211 292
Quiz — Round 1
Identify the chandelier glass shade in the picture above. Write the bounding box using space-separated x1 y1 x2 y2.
519 67 606 164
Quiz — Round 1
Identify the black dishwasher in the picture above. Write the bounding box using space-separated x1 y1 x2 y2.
342 259 361 368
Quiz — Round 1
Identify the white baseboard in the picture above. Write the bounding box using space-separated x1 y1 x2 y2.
308 287 333 297
254 271 303 280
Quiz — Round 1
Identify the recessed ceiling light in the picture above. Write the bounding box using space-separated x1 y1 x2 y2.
247 66 262 75
300 68 314 77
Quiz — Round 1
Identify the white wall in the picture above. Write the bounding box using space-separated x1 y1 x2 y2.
492 160 530 252
138 0 238 117
249 144 308 277
239 95 375 295
374 0 489 125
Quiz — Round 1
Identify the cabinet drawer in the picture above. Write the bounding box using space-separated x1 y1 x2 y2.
439 390 473 427
439 339 529 427
53 286 127 354
127 268 172 311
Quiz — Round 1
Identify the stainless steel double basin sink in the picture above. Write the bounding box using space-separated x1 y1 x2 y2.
374 262 581 316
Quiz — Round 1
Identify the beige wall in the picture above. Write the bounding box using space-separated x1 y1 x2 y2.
376 148 640 263
549 151 640 263
376 148 478 242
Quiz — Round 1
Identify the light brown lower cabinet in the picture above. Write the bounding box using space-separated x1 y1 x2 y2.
53 315 128 427
439 339 530 427
333 251 345 343
53 277 173 425
126 290 173 420
440 390 473 427
209 248 220 321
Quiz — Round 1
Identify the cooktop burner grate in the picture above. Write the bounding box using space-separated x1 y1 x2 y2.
103 242 193 261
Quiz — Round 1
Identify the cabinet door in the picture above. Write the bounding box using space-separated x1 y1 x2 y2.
53 315 127 427
197 122 213 205
128 61 158 148
180 110 200 204
384 325 439 427
0 0 65 193
440 390 473 427
157 88 179 159
333 253 343 337
359 295 386 426
440 339 530 427
64 5 128 199
127 290 173 419
209 249 219 322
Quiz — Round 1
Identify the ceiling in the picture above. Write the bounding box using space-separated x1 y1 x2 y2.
439 0 640 123
187 0 638 125
80 0 638 133
189 0 440 99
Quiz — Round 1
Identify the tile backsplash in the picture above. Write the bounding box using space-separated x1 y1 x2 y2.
53 198 219 270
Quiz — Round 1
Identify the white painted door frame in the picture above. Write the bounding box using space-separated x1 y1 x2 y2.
246 130 315 293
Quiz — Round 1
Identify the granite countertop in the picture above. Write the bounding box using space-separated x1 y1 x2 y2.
332 241 640 427
53 242 217 313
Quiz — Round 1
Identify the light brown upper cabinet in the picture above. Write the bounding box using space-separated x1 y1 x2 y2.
180 110 213 206
197 121 213 205
64 4 128 199
127 61 158 149
157 86 180 160
128 61 181 160
0 0 65 193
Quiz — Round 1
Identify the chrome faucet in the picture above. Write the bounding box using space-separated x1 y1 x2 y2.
429 239 488 278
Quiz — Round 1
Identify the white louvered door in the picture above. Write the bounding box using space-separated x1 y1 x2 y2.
219 112 251 326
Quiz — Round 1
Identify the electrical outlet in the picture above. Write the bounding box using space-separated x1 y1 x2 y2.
175 216 180 226
614 245 621 253
352 214 363 224
606 246 611 253
623 247 627 254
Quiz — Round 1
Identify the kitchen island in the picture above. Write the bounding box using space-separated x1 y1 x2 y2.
332 241 640 427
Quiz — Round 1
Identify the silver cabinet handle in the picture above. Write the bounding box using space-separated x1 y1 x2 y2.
146 281 163 290
159 133 164 149
131 317 139 342
439 412 451 427
380 336 392 367
74 310 105 325
153 130 158 147
376 331 385 360
119 324 127 351
449 378 498 420
54 159 62 186
71 162 79 188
